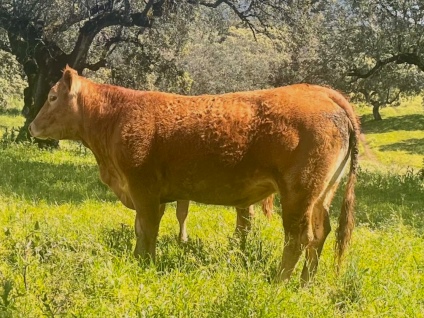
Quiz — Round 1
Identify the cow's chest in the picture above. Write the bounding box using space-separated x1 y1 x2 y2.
98 163 135 210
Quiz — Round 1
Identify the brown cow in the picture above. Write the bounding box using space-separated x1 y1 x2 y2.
172 195 274 242
29 66 359 284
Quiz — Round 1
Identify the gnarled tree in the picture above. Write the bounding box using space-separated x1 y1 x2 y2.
336 0 424 119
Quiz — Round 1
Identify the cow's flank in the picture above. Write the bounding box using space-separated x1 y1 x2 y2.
29 66 360 284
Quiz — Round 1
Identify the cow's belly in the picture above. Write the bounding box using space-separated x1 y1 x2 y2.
161 171 277 208
187 183 275 207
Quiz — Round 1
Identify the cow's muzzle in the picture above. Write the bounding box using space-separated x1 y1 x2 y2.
28 123 33 136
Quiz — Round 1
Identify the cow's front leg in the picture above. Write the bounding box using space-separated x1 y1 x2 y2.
133 199 164 262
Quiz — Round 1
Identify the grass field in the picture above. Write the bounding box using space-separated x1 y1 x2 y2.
356 97 424 169
0 100 423 317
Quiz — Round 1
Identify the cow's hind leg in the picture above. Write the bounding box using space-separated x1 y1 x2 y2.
133 199 165 262
276 195 316 282
300 183 338 285
300 201 331 285
275 162 332 283
176 200 190 242
235 206 255 248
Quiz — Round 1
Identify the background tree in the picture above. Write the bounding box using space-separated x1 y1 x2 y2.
330 0 424 119
343 0 424 76
351 64 424 120
180 27 288 94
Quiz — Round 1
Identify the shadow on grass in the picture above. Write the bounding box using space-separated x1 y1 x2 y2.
0 148 115 204
361 114 424 134
101 223 134 255
379 138 424 155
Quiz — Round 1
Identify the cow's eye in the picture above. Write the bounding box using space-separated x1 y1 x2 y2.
49 95 57 102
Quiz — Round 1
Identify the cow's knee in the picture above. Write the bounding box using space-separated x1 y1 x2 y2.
133 202 163 262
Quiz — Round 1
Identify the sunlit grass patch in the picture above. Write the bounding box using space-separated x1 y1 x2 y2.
0 98 25 141
358 97 424 169
0 116 24 140
366 130 424 168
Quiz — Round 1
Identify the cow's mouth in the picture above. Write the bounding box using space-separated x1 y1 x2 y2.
28 123 34 136
28 123 48 140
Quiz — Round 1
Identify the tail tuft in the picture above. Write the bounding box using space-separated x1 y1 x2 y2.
261 194 274 220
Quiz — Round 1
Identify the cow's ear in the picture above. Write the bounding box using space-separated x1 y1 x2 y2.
62 66 80 95
63 69 73 91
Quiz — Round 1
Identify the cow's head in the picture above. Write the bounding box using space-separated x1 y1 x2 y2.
29 66 82 140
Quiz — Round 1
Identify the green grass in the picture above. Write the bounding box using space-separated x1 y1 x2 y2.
0 114 24 140
356 97 424 169
0 100 423 317
0 98 25 140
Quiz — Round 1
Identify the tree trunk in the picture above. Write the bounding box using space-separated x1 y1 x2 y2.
372 104 382 121
4 2 157 148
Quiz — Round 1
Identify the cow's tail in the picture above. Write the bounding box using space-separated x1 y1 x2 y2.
331 91 360 271
261 194 274 220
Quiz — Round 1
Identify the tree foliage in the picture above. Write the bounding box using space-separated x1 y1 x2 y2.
326 0 424 118
0 51 25 110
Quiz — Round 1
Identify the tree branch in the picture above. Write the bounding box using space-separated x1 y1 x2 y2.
0 40 11 53
395 52 424 71
187 0 225 8
347 55 399 79
347 52 424 80
48 0 124 35
222 0 257 36
83 28 143 72
105 35 141 50
47 14 88 35
70 8 153 70
0 6 66 65
187 0 259 39
386 90 401 105
83 58 107 71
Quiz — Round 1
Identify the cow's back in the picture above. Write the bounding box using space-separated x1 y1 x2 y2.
136 84 338 152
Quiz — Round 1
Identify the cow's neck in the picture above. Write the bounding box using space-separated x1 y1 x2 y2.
78 85 124 164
